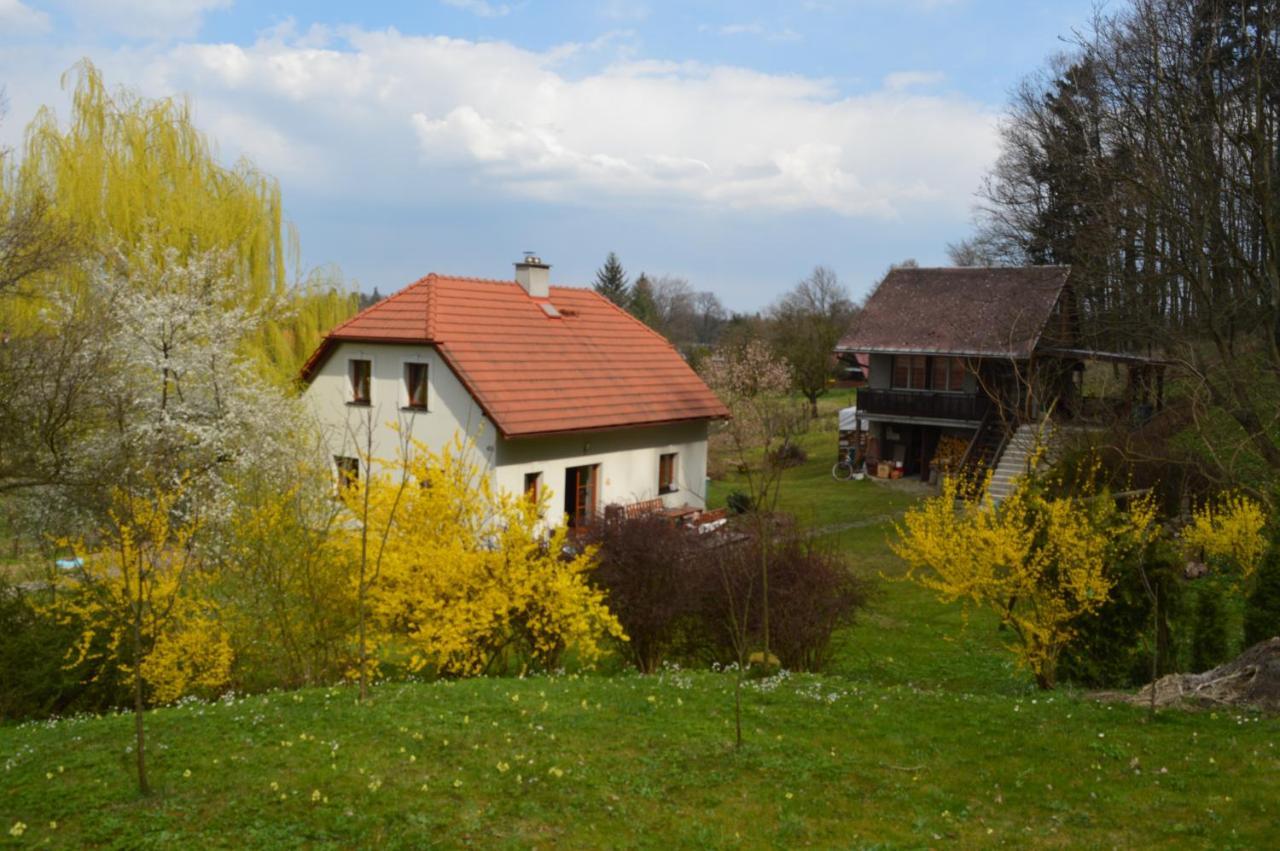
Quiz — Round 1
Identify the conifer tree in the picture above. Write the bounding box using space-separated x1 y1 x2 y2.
593 251 630 305
629 272 660 327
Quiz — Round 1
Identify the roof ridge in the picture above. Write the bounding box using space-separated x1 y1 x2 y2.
899 265 1072 272
328 273 438 337
432 273 520 286
423 272 438 339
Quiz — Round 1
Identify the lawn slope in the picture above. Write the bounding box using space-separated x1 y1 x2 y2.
2 395 1276 848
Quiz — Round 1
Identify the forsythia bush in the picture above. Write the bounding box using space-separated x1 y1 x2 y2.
342 434 625 677
47 480 232 705
893 462 1157 689
1182 492 1268 585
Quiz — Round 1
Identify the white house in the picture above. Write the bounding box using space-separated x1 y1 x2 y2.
299 256 729 528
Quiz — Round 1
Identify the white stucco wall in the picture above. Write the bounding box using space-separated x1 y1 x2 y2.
495 420 710 526
303 341 712 527
302 341 498 469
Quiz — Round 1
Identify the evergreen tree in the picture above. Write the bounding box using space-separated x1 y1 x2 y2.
1245 546 1280 647
593 252 630 305
628 273 659 328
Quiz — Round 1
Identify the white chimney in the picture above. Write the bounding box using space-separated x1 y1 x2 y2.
514 253 550 298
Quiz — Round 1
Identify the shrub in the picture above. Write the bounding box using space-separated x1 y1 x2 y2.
760 522 874 671
769 441 808 469
1190 583 1233 672
726 490 754 515
0 579 128 721
586 511 706 673
1244 545 1280 646
590 512 873 674
692 516 873 672
1059 540 1185 688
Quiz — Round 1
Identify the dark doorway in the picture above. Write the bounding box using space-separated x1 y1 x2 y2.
564 464 599 528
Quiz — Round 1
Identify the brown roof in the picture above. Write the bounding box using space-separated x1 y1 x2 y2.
300 273 729 438
836 266 1071 359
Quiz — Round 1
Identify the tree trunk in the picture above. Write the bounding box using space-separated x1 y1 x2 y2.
757 515 770 669
132 602 150 795
733 666 743 750
1148 584 1159 722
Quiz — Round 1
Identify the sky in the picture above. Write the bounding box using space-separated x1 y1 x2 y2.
0 0 1098 309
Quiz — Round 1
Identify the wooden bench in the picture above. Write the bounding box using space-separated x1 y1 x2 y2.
622 498 665 520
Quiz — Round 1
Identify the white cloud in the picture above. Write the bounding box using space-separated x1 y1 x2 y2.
1 28 998 220
708 22 802 43
58 0 231 40
0 0 50 34
439 0 511 18
884 70 946 91
596 1 649 22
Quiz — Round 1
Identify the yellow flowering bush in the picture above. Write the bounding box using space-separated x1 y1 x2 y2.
340 433 625 677
44 478 231 793
893 458 1157 689
1182 493 1267 586
48 480 232 705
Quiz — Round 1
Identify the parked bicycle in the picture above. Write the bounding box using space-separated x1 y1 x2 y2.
831 447 863 481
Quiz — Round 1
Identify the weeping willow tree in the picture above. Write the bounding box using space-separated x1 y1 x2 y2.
3 60 356 383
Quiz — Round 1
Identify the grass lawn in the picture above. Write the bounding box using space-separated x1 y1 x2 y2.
1 390 1276 848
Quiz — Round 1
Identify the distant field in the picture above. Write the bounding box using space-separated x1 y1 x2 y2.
2 390 1276 848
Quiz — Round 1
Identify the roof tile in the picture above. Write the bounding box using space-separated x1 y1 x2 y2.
302 273 729 437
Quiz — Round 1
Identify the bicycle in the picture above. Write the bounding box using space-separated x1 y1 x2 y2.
831 447 862 481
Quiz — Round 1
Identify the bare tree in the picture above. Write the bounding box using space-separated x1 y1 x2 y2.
769 266 857 417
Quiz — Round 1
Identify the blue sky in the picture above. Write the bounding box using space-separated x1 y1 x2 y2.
0 0 1097 308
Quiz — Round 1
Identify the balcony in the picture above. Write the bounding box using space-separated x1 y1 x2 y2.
857 389 991 423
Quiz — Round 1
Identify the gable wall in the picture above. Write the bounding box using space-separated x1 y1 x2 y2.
302 340 497 470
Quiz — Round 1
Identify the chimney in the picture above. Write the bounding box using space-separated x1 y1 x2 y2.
514 252 550 298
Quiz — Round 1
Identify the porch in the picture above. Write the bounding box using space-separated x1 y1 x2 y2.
856 388 991 424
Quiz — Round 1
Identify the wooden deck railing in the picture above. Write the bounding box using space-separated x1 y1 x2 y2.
857 389 991 422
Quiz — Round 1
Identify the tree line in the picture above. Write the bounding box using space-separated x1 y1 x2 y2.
592 251 861 417
951 0 1280 497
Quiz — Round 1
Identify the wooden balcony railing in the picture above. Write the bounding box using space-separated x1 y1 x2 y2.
857 389 991 422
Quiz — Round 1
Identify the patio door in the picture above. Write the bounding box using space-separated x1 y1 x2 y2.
564 464 599 528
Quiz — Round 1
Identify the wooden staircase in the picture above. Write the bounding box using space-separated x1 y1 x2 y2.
986 423 1045 503
961 409 1010 477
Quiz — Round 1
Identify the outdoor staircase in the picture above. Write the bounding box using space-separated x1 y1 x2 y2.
964 414 1007 474
986 422 1051 504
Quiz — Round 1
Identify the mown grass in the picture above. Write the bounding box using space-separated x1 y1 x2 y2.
1 672 1274 848
2 390 1277 848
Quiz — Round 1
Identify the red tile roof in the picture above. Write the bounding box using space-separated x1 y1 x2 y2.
301 273 730 438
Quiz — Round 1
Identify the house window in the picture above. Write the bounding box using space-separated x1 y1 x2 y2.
404 362 429 410
564 464 599 528
891 355 927 390
658 453 677 494
931 356 969 392
348 359 372 405
524 471 542 502
334 456 360 491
